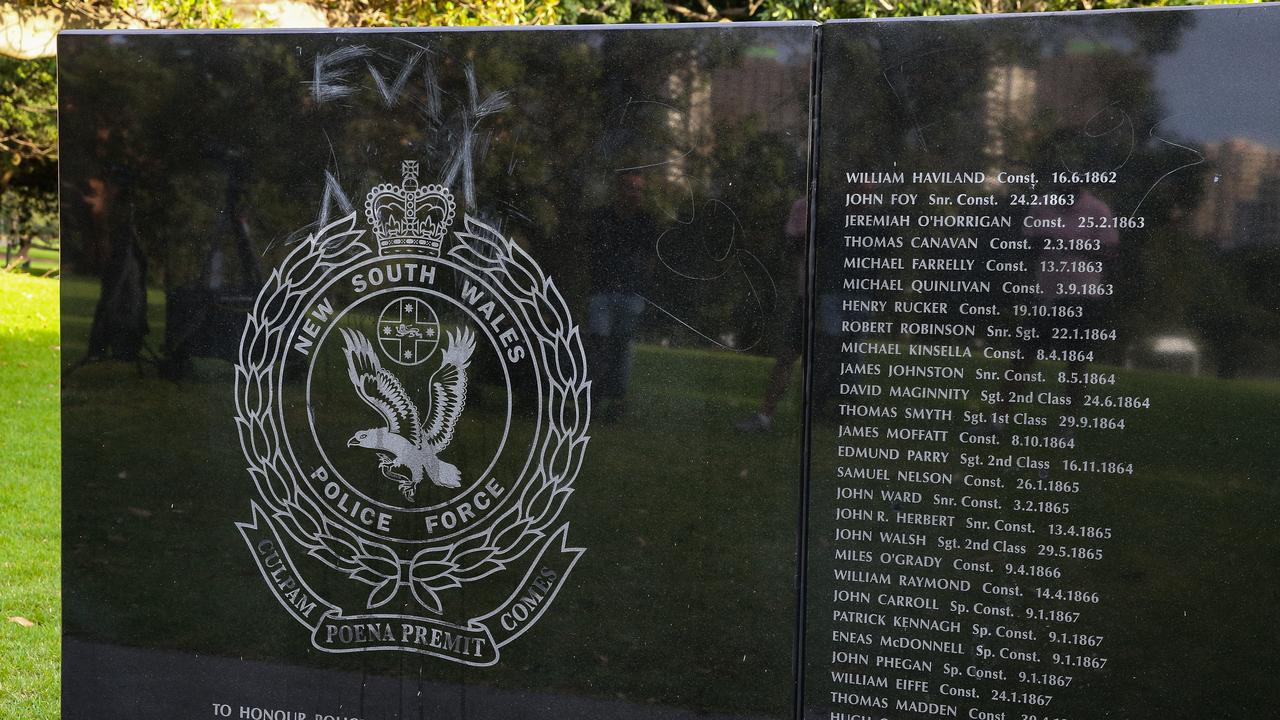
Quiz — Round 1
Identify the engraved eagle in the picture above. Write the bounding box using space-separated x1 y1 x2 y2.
338 326 476 501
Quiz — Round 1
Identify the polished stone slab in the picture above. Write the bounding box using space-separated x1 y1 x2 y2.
59 23 815 720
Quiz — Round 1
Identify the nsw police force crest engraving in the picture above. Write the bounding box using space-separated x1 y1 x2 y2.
233 160 589 665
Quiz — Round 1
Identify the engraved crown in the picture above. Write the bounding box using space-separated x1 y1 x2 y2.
365 161 456 255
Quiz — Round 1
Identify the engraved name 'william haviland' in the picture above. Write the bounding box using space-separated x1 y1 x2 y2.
233 160 591 665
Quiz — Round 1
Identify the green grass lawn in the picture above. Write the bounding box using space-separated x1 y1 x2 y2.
0 270 61 718
3 246 59 277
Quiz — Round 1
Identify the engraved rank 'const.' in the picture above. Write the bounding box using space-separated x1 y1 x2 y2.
233 161 590 665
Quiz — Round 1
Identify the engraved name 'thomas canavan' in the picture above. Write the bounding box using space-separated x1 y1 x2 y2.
233 160 590 665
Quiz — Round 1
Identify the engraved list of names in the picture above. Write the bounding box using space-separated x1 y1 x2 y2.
807 12 1280 719
806 164 1144 720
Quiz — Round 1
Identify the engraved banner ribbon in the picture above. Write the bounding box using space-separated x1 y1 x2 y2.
312 613 499 665
474 524 584 650
308 526 582 664
239 505 582 665
236 503 338 629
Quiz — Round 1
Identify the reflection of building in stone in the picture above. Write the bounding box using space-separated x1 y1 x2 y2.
664 55 712 182
983 65 1037 168
659 47 808 182
982 51 1152 181
1035 53 1119 126
1236 175 1280 247
980 59 1134 185
1193 139 1280 249
710 49 808 137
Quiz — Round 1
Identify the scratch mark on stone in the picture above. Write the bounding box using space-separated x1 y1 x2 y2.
1129 116 1204 219
308 45 371 103
636 294 757 352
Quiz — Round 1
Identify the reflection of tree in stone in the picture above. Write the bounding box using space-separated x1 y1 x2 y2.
462 29 812 353
59 28 813 378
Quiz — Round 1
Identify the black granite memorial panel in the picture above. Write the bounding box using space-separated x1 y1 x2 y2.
58 24 815 720
805 6 1280 719
61 6 1280 720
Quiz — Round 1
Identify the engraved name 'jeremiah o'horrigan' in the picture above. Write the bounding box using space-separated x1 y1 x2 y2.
233 160 590 665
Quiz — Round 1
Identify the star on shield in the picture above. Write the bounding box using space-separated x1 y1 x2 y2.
375 296 441 366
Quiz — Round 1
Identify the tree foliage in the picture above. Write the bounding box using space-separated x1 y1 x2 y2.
316 0 559 26
313 0 1254 24
0 55 56 188
17 0 238 30
16 0 1246 29
0 52 57 254
1 1 240 245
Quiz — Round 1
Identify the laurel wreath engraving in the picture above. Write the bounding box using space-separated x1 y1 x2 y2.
234 212 590 614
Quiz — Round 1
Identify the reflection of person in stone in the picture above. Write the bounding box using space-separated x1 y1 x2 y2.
735 197 808 433
586 171 656 420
